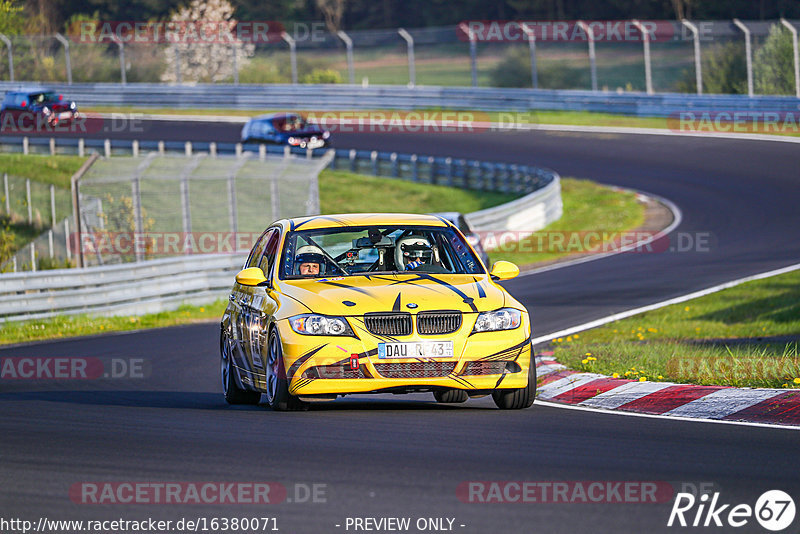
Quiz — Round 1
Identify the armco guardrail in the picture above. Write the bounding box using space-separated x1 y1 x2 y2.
0 137 555 195
2 82 799 117
0 254 245 322
465 176 562 234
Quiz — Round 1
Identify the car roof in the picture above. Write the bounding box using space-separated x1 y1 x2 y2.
285 213 450 231
252 112 302 121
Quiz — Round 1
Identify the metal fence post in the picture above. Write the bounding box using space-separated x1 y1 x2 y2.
371 151 378 175
458 23 478 88
3 173 8 213
398 28 416 87
131 176 143 262
632 20 654 94
733 19 754 97
0 34 13 81
337 31 355 84
114 38 126 85
48 228 54 259
281 32 298 84
54 33 72 85
577 21 597 91
25 178 31 223
682 20 703 95
522 24 538 89
781 19 800 98
64 218 71 261
30 242 36 271
390 152 398 177
50 184 56 225
78 138 85 157
232 44 239 85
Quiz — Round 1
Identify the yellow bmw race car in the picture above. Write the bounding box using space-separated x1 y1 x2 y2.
220 213 535 411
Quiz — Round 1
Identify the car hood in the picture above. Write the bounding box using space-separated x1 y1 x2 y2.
278 273 507 316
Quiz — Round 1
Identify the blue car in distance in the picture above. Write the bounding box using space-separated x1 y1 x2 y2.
241 112 331 149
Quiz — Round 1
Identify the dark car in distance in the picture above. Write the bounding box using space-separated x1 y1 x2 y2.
0 88 79 130
241 113 331 149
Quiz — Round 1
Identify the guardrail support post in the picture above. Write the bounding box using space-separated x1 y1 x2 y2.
398 28 416 87
132 140 139 158
48 228 54 259
733 19 754 97
30 242 35 272
411 154 418 181
158 141 165 155
371 150 378 175
781 19 800 98
49 137 56 155
349 149 356 172
22 136 28 155
209 142 217 157
337 31 355 84
681 20 703 95
259 143 266 161
390 152 398 177
632 20 654 94
459 23 479 87
0 34 13 81
104 139 111 157
522 24 538 89
577 21 597 91
132 175 143 262
54 33 72 84
185 141 192 157
281 32 298 84
78 138 85 157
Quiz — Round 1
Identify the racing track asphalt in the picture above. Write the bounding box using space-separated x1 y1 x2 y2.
1 121 799 533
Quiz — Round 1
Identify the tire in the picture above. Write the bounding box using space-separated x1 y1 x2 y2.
266 329 307 411
433 389 469 403
492 353 537 410
221 330 261 405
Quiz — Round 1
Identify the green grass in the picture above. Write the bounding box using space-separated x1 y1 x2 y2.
319 170 517 214
0 300 228 346
550 269 800 388
488 178 645 266
0 154 86 188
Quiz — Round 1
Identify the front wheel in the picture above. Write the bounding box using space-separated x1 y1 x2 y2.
492 353 536 410
266 329 306 411
221 330 261 405
433 389 469 403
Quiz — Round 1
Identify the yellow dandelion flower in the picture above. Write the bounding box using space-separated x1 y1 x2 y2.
200 307 205 312
639 376 647 382
783 383 789 388
794 378 800 385
574 334 580 339
129 317 136 323
556 338 563 343
585 352 592 356
648 328 657 332
581 359 589 364
612 373 619 378
624 371 631 377
631 367 636 370
684 306 690 311
613 329 618 333
658 375 664 380
566 336 572 342
588 357 597 361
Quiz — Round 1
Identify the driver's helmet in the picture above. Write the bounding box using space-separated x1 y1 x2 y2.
294 245 325 275
395 235 433 270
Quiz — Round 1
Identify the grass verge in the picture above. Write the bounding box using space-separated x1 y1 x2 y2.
550 269 800 389
487 178 645 266
0 300 228 346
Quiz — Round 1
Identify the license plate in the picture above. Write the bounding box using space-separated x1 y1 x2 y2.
378 341 453 359
58 112 72 120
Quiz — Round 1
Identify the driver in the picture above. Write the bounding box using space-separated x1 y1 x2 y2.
395 235 434 271
294 246 326 277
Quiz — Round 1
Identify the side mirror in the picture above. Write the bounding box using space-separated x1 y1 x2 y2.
490 261 519 281
235 267 268 287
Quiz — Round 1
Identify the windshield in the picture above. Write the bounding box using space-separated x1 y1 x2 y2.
280 225 484 279
30 92 60 104
273 114 309 132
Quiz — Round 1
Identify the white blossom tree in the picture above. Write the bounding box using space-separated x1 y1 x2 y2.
161 0 255 83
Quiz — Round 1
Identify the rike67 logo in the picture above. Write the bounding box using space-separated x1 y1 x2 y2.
668 490 795 531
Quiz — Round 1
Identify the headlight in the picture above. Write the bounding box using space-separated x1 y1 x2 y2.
472 308 522 333
287 137 301 146
43 106 50 115
69 102 76 110
322 131 330 139
289 314 354 336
